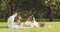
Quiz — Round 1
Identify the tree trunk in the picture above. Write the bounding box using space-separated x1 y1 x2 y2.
47 6 52 21
10 0 17 15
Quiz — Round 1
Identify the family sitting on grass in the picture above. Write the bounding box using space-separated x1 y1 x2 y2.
7 12 45 28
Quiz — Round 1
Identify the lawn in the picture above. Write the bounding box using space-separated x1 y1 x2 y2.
0 22 60 32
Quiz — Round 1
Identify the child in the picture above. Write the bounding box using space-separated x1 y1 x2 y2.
12 15 23 28
16 16 23 27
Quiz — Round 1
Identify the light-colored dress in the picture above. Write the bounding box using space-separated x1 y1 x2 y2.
25 20 38 28
13 23 23 28
7 16 14 28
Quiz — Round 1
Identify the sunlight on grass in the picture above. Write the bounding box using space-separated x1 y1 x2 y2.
0 22 60 32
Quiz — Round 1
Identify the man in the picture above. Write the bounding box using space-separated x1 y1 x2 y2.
7 12 17 28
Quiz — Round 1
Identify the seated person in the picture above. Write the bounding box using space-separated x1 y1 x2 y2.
16 16 23 27
13 15 23 28
25 15 39 28
7 12 17 28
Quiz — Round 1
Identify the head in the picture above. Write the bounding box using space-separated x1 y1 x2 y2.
27 14 34 22
29 16 33 20
13 12 17 17
18 15 22 20
28 16 33 22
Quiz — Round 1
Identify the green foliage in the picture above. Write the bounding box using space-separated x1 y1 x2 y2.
45 0 60 19
0 0 60 19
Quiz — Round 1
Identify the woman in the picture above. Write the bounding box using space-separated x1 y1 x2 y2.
7 12 17 28
25 15 39 28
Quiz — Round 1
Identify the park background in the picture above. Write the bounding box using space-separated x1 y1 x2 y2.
0 0 60 32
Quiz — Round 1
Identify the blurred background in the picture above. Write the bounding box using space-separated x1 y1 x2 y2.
0 0 60 22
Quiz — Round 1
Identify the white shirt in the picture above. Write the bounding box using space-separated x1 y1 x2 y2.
7 16 14 28
25 20 38 28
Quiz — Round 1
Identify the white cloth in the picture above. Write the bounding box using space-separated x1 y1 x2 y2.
13 23 23 28
13 24 19 28
25 20 38 28
32 21 38 27
7 16 14 28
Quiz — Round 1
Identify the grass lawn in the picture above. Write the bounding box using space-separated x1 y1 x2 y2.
0 22 60 32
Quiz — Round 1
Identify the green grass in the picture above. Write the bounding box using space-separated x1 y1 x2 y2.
0 22 60 32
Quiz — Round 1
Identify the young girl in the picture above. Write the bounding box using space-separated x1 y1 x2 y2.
16 16 23 27
13 15 23 28
25 15 39 28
